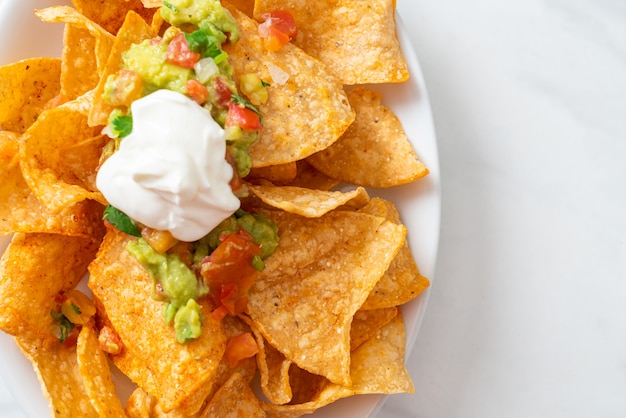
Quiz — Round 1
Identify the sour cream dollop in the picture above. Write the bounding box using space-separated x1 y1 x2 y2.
96 89 240 242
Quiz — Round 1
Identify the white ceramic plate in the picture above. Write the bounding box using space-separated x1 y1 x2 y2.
0 1 440 417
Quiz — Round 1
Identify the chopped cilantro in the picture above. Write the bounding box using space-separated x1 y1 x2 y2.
50 310 74 343
103 205 142 237
112 114 133 138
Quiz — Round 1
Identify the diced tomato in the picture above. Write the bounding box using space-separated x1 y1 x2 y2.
185 79 209 105
225 102 262 131
258 11 297 52
166 33 200 69
98 325 124 355
224 333 259 367
214 77 233 107
201 229 261 317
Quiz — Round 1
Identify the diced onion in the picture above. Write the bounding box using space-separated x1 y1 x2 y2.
194 58 219 84
265 62 290 85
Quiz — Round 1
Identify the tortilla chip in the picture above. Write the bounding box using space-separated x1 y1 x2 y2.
0 233 102 346
359 198 430 309
229 0 255 17
350 307 398 351
246 210 406 386
16 337 99 417
247 162 298 185
287 160 339 191
60 25 100 100
19 102 106 213
263 314 413 416
248 185 369 217
88 229 227 412
253 0 408 85
241 315 293 404
201 371 266 417
308 86 429 188
223 3 355 167
77 324 126 417
72 0 157 35
89 10 155 126
0 58 61 133
36 6 115 78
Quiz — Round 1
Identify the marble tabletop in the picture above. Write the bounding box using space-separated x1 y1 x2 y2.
1 0 625 417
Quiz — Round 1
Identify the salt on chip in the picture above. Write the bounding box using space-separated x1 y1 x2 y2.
223 3 355 167
89 10 155 126
359 198 430 309
16 338 99 417
0 233 102 346
19 102 106 213
77 323 126 417
241 314 293 405
201 371 266 418
263 314 413 416
72 0 158 35
88 229 227 412
253 0 409 85
308 86 429 188
287 160 340 191
60 25 101 100
350 306 398 351
247 162 298 185
0 58 61 133
35 6 115 77
248 184 370 217
246 210 406 386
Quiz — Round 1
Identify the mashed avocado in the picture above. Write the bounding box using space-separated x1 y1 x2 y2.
161 0 240 42
127 238 208 343
122 40 191 94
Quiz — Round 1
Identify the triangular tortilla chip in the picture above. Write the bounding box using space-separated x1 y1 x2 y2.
253 0 408 84
308 86 429 187
223 3 355 167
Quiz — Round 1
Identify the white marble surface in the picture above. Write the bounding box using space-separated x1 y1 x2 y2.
1 0 625 417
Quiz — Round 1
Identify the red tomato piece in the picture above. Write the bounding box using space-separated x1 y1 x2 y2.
201 229 261 317
258 11 297 51
225 103 262 131
224 333 259 367
166 33 200 69
185 79 209 104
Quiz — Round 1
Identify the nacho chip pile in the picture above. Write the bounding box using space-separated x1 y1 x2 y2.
0 0 431 416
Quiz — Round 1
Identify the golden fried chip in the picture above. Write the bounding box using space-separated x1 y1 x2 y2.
89 10 155 126
77 324 126 417
0 58 61 133
72 0 157 35
36 6 115 78
247 162 298 185
60 25 100 100
125 388 157 418
263 314 413 416
253 0 408 85
246 210 406 386
241 315 293 404
88 229 227 412
308 86 429 187
248 185 369 217
359 198 430 309
229 0 255 17
201 372 265 418
223 3 355 167
16 337 99 417
287 160 340 191
350 306 398 351
19 102 106 213
0 233 102 345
